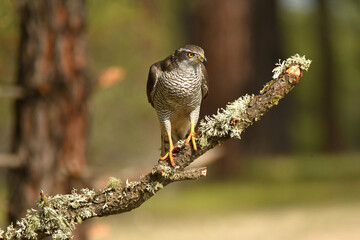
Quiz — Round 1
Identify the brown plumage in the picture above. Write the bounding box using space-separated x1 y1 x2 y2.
147 44 208 167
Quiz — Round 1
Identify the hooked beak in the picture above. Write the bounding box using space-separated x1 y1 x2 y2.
198 54 207 63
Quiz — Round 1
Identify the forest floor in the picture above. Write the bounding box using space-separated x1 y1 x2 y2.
1 154 360 239
88 202 360 240
87 153 360 240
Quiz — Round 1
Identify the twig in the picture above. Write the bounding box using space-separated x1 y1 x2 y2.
0 85 27 99
0 54 311 240
0 154 24 168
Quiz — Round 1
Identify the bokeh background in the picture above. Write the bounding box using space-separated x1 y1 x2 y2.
0 0 360 239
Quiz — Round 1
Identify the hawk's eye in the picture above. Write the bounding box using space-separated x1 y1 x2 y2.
187 52 194 58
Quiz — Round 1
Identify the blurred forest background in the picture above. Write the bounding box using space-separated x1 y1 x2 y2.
0 0 360 239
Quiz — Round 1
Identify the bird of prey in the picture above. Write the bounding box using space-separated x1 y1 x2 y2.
147 44 208 168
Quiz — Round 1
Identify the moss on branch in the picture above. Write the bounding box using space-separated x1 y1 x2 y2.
0 54 311 240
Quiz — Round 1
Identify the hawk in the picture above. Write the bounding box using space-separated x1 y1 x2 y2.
147 44 208 168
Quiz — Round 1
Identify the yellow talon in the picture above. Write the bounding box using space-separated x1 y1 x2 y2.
186 122 197 151
159 134 177 167
159 152 169 161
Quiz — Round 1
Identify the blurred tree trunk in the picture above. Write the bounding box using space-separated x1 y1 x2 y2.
9 0 90 239
187 0 284 175
317 0 342 151
188 0 252 176
244 0 288 154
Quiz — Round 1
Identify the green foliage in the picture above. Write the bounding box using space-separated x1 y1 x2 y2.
280 1 360 152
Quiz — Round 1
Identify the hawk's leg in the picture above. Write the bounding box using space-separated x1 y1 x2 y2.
159 134 178 168
185 121 197 151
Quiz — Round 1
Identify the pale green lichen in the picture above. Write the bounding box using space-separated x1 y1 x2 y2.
197 94 253 147
79 208 95 220
105 177 122 191
125 179 140 189
5 224 15 239
175 139 186 148
197 54 312 148
50 188 95 210
0 54 313 240
272 54 312 80
152 164 174 178
145 181 164 195
1 188 97 240
262 54 311 95
37 201 75 240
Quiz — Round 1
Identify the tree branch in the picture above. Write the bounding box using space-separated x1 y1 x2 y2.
0 54 311 240
0 154 24 168
0 85 27 99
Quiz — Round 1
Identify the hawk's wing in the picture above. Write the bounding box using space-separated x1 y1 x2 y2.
200 63 209 100
146 62 161 107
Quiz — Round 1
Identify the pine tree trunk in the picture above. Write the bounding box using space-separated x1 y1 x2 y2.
243 0 287 154
188 0 285 175
9 1 90 238
188 0 252 175
317 0 342 151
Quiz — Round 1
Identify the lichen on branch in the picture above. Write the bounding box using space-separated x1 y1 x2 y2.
198 94 253 146
197 54 311 148
0 54 311 240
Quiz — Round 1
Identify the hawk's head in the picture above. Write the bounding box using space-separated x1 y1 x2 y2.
173 44 207 69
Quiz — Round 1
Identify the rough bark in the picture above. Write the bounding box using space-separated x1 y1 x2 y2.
1 55 311 240
8 0 90 238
